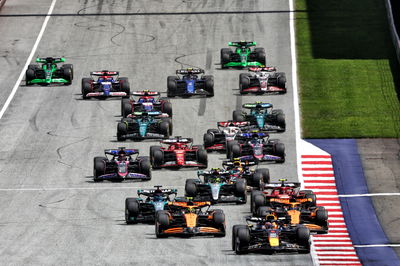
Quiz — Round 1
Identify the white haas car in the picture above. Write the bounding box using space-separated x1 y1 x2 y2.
239 67 286 94
203 121 253 157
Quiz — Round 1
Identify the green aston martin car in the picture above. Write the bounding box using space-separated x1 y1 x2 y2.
220 41 266 69
25 57 73 85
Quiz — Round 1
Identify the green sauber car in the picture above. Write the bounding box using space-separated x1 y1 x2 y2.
25 57 73 85
220 41 266 69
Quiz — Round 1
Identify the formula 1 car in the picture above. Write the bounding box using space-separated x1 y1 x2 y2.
222 158 270 189
155 200 226 238
125 186 177 224
256 201 329 234
121 90 172 118
167 68 214 97
184 168 247 204
250 179 317 214
81 71 130 99
93 147 151 182
233 102 285 132
220 41 265 69
25 57 73 85
150 137 207 169
239 67 286 94
203 121 253 153
117 111 172 141
227 132 285 163
232 216 311 254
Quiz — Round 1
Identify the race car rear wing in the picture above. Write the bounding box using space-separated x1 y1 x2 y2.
242 102 273 109
264 182 301 189
36 57 65 63
104 148 139 156
249 67 276 72
176 68 204 75
137 186 177 196
238 132 269 139
217 121 250 128
90 71 119 76
161 137 193 144
131 90 160 96
197 169 231 177
222 160 257 167
129 111 168 117
228 41 256 47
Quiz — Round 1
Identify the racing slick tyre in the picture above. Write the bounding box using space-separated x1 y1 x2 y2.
167 76 178 97
161 101 173 117
316 207 328 225
254 47 266 66
63 64 74 80
125 198 140 224
232 225 247 250
206 129 219 134
276 113 286 131
93 156 107 182
257 206 272 217
232 110 245 122
203 75 214 97
253 194 265 214
276 72 287 90
213 209 225 224
139 157 151 180
220 48 231 69
25 69 35 85
119 77 131 97
203 133 214 148
27 64 39 70
161 118 173 135
274 142 285 163
155 211 170 238
117 122 128 141
121 99 131 117
305 193 317 207
184 179 198 197
234 178 247 204
296 226 311 253
251 171 263 190
226 140 238 159
196 147 208 169
235 228 250 254
239 73 251 94
159 121 170 138
230 143 241 160
62 66 73 85
250 190 263 214
255 168 270 184
81 78 92 99
150 146 163 169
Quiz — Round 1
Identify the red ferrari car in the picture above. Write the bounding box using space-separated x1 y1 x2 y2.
150 137 207 169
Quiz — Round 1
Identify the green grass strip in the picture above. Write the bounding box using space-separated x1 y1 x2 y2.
296 0 400 138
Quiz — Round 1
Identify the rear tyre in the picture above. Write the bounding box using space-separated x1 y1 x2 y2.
230 144 241 160
196 148 208 168
93 156 107 181
257 206 272 217
167 76 177 97
125 198 140 224
239 73 251 94
254 47 266 65
185 179 197 197
26 69 35 85
203 133 214 148
139 157 151 180
253 194 265 214
276 72 286 89
275 142 285 163
316 207 328 224
203 75 214 97
220 48 231 69
161 101 173 117
159 121 170 138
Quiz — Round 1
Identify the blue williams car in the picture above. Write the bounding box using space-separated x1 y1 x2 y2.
167 68 214 97
125 186 178 224
117 111 172 141
184 168 247 204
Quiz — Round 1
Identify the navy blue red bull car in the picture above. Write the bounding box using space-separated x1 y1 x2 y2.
93 147 151 182
121 90 172 118
81 71 130 99
167 68 214 97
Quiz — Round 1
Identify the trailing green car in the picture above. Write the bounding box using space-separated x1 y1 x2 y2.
220 41 266 69
25 57 73 85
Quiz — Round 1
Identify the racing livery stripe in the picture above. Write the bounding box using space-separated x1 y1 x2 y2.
300 148 362 266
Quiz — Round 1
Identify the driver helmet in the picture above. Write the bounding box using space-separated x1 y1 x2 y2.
252 133 259 140
118 150 127 161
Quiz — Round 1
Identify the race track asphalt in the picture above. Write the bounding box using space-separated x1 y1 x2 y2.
0 1 312 265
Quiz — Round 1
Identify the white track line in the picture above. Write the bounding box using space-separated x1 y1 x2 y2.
339 193 400 197
0 0 58 120
0 186 185 191
354 244 400 248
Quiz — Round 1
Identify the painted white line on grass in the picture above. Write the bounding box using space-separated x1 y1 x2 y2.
0 0 58 119
339 193 400 197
